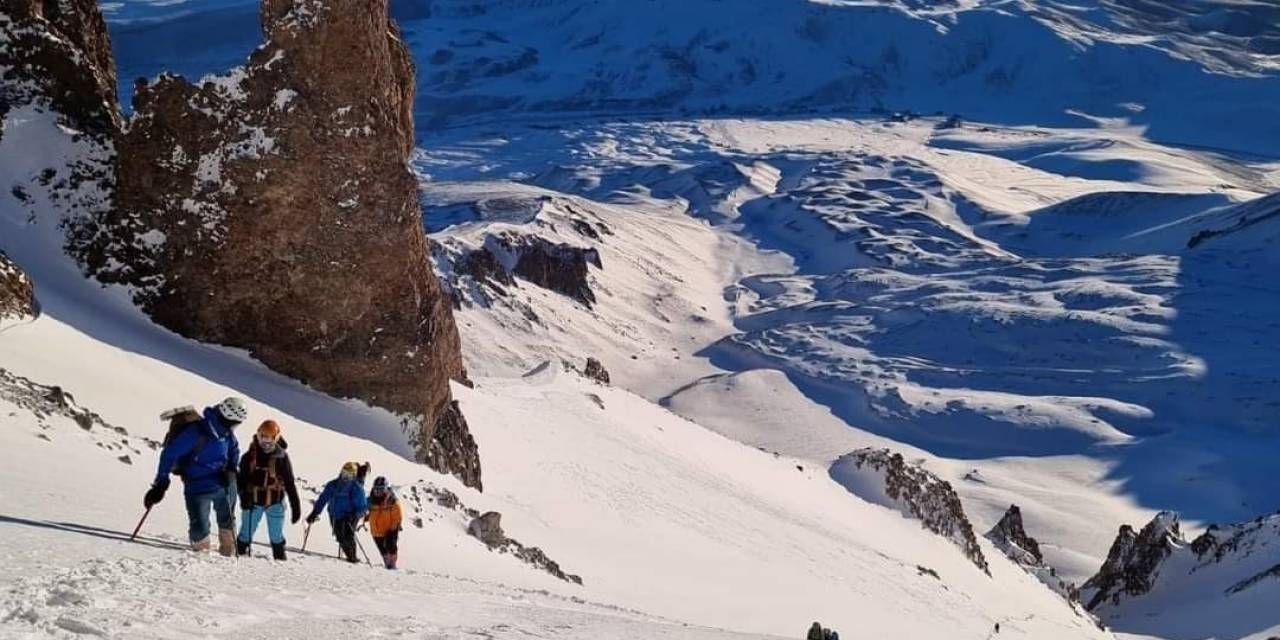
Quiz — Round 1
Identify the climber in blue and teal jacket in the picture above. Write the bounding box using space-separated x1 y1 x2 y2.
307 461 370 563
143 397 248 555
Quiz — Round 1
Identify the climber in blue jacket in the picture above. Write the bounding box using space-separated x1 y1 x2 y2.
307 461 370 563
144 397 248 555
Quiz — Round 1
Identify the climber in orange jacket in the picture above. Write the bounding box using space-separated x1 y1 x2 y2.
366 476 403 569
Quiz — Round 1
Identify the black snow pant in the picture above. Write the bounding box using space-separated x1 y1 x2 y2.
373 530 399 555
332 515 359 563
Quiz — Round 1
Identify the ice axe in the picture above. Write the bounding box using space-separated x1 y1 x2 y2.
129 506 152 543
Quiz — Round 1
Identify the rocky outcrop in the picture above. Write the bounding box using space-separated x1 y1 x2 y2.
503 234 600 307
0 0 117 237
830 448 988 574
1082 511 1181 610
986 504 1043 565
0 367 144 464
420 401 481 490
467 511 583 585
75 0 478 487
987 504 1083 605
582 357 610 384
0 252 35 321
436 231 602 310
0 0 120 134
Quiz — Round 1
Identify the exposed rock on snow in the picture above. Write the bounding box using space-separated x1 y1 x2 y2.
443 231 602 308
500 233 601 307
0 0 120 135
429 193 607 311
830 448 988 574
987 505 1043 566
420 400 482 491
0 0 118 242
1081 509 1280 636
467 511 583 585
0 367 143 462
987 505 1084 606
1083 511 1181 610
78 0 478 487
582 357 610 385
0 252 34 321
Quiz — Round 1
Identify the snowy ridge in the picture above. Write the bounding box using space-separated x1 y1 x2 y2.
1082 511 1280 640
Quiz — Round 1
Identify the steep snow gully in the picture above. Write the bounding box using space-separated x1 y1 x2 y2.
1 0 1279 639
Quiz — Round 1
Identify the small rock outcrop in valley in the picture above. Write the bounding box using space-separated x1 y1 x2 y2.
0 252 34 321
830 448 988 574
78 0 479 488
987 504 1083 605
986 504 1043 566
1082 511 1180 610
498 232 601 307
0 0 118 237
431 193 609 311
441 232 602 308
467 511 583 585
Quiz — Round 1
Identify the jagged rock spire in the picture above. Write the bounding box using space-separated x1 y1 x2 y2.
986 504 1044 565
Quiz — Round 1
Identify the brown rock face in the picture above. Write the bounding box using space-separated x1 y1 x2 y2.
81 0 479 488
0 0 120 134
0 0 117 241
0 252 35 321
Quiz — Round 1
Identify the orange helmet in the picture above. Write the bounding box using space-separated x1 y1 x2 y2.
256 420 281 442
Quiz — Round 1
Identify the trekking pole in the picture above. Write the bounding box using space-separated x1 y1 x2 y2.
301 523 312 553
129 507 153 542
349 522 373 567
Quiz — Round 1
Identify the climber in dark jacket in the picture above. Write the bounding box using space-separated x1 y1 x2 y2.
235 419 301 560
144 397 248 555
306 461 370 563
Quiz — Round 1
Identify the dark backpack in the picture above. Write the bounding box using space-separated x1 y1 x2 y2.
162 408 208 477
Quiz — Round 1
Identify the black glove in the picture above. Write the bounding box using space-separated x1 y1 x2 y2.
291 509 300 525
143 482 167 508
306 513 319 525
220 469 236 488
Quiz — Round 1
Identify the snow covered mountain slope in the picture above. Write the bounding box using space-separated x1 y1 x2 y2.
0 234 1111 638
415 114 1280 631
105 0 1280 154
17 1 1280 638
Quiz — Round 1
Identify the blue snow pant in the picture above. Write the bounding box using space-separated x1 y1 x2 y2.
184 484 237 543
238 503 286 545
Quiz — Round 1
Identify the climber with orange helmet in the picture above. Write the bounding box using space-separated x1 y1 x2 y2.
235 419 301 560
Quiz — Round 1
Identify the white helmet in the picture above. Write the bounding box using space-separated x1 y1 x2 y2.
215 397 249 424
